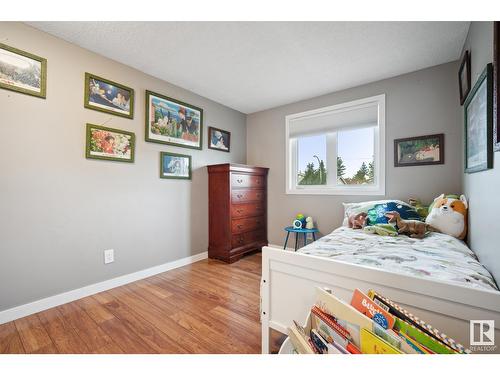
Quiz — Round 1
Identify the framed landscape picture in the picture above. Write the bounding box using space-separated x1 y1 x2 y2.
145 90 203 150
84 73 134 119
208 126 230 152
85 123 135 163
0 42 47 98
394 133 444 167
160 152 192 180
458 50 471 105
464 64 493 173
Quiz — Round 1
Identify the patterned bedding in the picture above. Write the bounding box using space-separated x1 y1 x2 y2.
298 227 498 291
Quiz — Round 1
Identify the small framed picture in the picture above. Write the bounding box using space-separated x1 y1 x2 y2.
394 133 444 167
458 50 471 105
160 152 192 180
0 42 47 98
146 90 203 150
464 64 493 173
208 126 231 152
85 123 135 163
84 73 134 119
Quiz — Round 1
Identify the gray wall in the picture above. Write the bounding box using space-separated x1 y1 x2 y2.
461 22 500 283
0 22 246 311
247 62 462 245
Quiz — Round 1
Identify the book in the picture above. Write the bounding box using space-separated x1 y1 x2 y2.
311 305 361 354
367 290 468 353
360 328 403 354
315 287 373 348
310 329 329 354
393 318 455 354
350 289 395 329
287 321 316 354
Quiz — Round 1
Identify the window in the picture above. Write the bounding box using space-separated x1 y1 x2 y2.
286 94 385 195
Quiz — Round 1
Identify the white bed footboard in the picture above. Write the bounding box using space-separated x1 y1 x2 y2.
261 245 500 354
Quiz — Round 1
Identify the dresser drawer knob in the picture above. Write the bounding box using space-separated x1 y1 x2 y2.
256 194 261 199
237 194 243 198
237 178 243 183
236 209 243 214
237 224 244 229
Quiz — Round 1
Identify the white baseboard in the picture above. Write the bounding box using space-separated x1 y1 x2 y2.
0 251 208 325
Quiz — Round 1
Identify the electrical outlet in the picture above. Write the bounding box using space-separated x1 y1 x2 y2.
104 249 114 264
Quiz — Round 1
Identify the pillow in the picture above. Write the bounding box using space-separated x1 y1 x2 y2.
342 199 418 226
366 202 422 225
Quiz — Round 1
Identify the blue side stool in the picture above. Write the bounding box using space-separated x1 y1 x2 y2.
283 226 319 251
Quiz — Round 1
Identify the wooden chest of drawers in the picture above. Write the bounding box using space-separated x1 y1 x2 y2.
207 163 269 263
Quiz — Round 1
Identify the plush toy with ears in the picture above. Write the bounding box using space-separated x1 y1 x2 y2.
425 194 468 240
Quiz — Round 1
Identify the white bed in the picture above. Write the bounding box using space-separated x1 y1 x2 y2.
260 227 500 354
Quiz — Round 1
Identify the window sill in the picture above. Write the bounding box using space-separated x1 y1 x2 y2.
286 186 385 196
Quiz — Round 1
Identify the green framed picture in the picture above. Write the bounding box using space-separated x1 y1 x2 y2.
464 63 493 173
145 90 203 150
160 151 192 180
0 42 47 98
84 73 134 119
85 123 135 163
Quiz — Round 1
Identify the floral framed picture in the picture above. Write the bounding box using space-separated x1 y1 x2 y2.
464 64 493 173
84 73 134 119
85 123 135 163
394 134 444 167
458 50 471 106
0 42 47 98
160 152 192 180
145 90 203 150
208 126 230 152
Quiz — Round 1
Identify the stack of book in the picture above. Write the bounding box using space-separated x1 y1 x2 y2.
286 287 469 354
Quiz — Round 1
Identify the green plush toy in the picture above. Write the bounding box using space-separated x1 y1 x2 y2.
364 224 399 236
408 198 429 219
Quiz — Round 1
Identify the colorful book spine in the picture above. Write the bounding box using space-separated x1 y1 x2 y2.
367 289 469 354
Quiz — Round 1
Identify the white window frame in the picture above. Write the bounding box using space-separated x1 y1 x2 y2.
285 94 386 195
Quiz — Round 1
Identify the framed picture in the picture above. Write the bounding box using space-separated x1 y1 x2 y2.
85 123 135 163
208 126 231 152
145 90 203 150
458 50 471 105
160 152 192 180
494 21 500 151
394 133 444 167
0 42 47 98
84 73 134 119
464 63 493 173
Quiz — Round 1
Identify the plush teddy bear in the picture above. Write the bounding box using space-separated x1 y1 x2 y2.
348 212 368 229
425 194 468 240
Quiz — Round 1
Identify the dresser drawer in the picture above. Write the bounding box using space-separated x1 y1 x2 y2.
231 189 265 203
231 216 265 234
231 202 265 218
232 229 266 248
231 173 265 189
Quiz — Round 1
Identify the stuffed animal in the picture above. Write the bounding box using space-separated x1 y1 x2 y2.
305 216 314 229
425 194 468 239
385 211 429 239
408 198 429 219
348 212 368 229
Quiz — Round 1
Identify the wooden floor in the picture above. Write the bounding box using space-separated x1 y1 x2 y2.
0 252 285 354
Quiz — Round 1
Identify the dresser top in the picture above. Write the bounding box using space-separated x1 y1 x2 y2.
207 163 269 174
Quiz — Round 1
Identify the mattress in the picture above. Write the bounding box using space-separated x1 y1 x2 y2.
297 227 498 291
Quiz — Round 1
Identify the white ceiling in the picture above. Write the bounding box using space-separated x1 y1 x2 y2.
28 22 470 114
